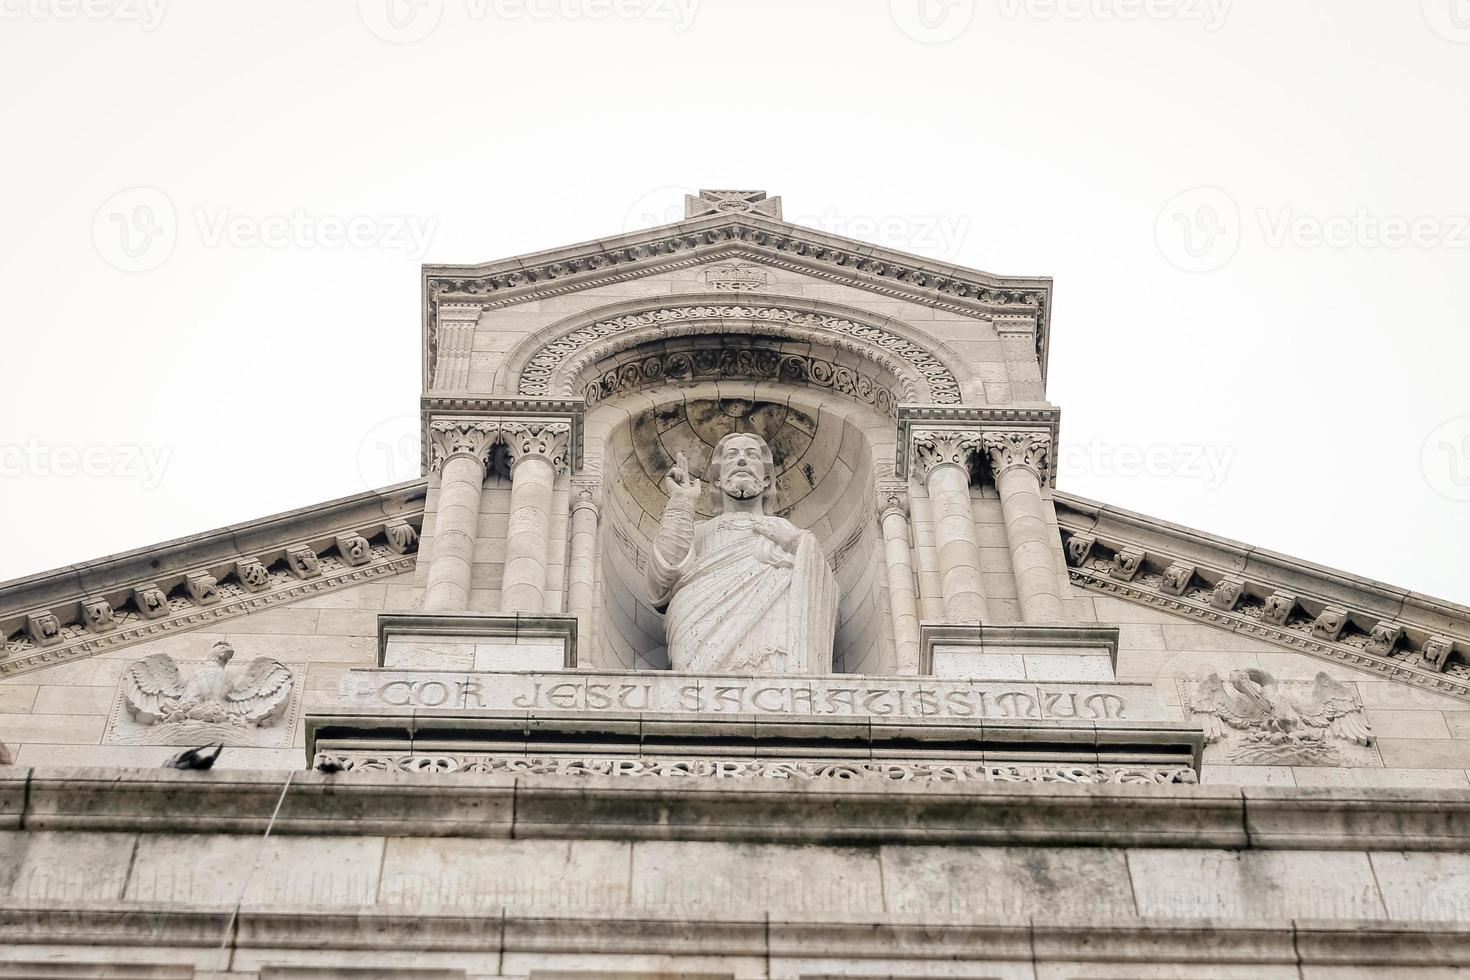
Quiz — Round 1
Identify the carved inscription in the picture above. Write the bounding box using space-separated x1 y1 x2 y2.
344 671 1160 721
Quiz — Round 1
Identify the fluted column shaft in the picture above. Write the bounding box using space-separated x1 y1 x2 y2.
500 422 571 615
423 421 497 613
566 479 602 665
912 430 989 623
877 484 921 674
984 431 1067 623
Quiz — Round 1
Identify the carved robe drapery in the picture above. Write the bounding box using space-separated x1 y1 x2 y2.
647 511 838 674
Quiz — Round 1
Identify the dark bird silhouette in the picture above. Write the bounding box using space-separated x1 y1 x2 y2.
163 744 223 770
315 757 346 774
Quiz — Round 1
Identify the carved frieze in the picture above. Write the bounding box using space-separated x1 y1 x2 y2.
1184 669 1373 765
702 262 769 290
1061 528 1470 703
315 752 1198 786
516 305 964 406
1 519 421 680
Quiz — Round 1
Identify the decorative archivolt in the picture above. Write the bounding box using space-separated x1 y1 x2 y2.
514 304 967 406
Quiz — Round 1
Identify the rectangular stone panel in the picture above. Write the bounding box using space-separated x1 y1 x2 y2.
335 669 1170 722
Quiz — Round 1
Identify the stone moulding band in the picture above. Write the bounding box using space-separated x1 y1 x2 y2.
314 753 1200 785
0 518 423 680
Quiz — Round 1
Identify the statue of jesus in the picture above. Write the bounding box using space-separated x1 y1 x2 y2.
646 432 839 675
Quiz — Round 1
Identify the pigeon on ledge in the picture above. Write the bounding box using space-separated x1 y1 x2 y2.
163 744 223 770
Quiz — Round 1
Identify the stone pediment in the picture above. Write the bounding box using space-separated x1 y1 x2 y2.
0 481 426 680
1056 491 1470 703
421 192 1054 390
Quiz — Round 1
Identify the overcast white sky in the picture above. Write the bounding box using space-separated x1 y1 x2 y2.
0 0 1466 606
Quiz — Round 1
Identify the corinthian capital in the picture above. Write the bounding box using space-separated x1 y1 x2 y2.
981 431 1052 481
428 419 500 472
910 428 983 482
875 480 910 520
504 421 572 474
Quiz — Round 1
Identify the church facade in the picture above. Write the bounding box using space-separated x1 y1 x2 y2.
2 189 1469 977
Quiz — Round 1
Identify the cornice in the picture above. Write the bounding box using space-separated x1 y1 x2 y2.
1055 491 1470 702
0 483 426 680
421 216 1053 389
419 396 585 475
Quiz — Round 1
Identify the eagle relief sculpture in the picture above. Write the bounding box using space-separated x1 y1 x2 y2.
117 641 294 745
647 432 839 675
1184 668 1373 765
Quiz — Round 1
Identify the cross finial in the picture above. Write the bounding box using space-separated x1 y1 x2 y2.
684 189 783 220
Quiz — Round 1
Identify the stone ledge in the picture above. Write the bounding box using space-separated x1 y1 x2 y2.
6 766 1470 851
3 902 1469 968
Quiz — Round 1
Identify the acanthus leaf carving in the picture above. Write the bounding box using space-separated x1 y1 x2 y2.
909 428 983 483
427 419 500 473
503 421 571 474
981 430 1052 482
383 520 419 555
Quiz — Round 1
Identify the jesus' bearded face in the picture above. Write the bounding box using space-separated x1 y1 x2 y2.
715 434 770 502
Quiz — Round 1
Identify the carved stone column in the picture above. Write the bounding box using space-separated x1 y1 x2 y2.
566 477 602 666
500 421 572 615
983 431 1068 624
911 429 989 623
876 482 922 674
424 420 500 613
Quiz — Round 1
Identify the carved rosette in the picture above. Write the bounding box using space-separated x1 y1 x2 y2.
503 422 572 475
427 420 500 473
981 431 1052 483
910 429 983 482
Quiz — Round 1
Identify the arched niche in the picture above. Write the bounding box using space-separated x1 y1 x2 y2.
584 381 896 675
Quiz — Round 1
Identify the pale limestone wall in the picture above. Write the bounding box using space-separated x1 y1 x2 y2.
0 572 419 770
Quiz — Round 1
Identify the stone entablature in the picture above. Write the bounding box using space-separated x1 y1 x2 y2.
0 484 425 681
1058 492 1470 700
